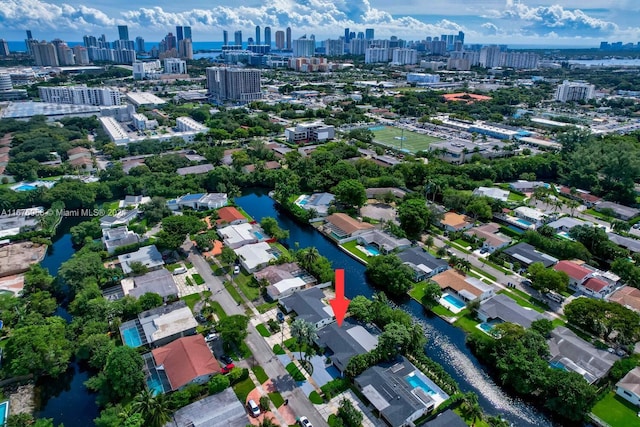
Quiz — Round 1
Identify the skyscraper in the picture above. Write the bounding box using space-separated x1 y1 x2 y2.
176 26 184 42
26 30 33 40
255 26 261 45
206 67 262 103
0 40 10 57
223 30 229 46
357 32 364 39
25 30 34 55
165 32 177 50
275 31 285 50
33 42 59 66
365 28 374 40
184 26 192 40
118 25 129 41
457 31 465 45
292 37 315 57
83 35 97 48
286 27 292 50
135 36 145 53
344 28 350 44
234 30 242 47
264 27 271 47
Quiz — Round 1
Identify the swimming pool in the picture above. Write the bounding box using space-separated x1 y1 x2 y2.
368 125 387 131
479 322 494 333
364 245 380 256
405 373 435 394
122 326 143 347
515 218 533 228
14 184 37 191
0 400 9 426
147 374 164 395
442 293 466 310
549 361 567 371
254 231 264 239
556 231 574 240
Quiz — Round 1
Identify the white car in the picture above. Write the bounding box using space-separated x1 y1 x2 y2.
298 416 313 427
205 333 219 342
233 265 240 275
247 399 261 417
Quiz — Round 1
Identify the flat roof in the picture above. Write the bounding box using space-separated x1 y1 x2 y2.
0 101 100 119
126 92 166 106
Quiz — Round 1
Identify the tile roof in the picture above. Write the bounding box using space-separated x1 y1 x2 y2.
609 286 640 312
217 206 246 223
554 260 591 281
325 213 374 236
151 335 221 390
431 269 492 299
440 212 471 229
617 367 640 395
583 277 609 293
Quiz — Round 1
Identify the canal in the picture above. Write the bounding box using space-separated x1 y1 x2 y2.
36 219 100 427
234 189 553 427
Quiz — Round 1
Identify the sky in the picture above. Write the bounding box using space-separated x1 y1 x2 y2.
1 0 640 46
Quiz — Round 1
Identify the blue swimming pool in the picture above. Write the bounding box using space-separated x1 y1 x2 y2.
122 327 143 347
299 199 308 205
365 245 380 256
549 361 567 371
0 400 8 426
14 184 37 191
443 294 466 310
147 374 164 395
405 373 435 394
479 322 494 333
254 231 264 239
556 231 573 240
515 218 533 227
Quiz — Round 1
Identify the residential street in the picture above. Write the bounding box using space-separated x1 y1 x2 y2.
182 240 329 427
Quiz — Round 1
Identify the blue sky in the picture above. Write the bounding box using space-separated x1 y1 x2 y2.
1 0 639 46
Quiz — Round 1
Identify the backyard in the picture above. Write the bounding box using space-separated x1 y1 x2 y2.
592 391 640 427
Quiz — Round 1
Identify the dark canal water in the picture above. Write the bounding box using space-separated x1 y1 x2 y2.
234 189 554 427
36 219 100 427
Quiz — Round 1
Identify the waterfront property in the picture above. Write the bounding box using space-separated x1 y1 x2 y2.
280 287 335 330
354 356 449 427
117 245 164 275
0 206 44 238
167 193 228 211
397 247 449 281
431 269 495 304
477 293 548 328
294 192 335 216
99 208 140 228
464 222 512 253
439 212 473 232
322 213 375 241
217 222 266 249
617 367 640 406
101 226 140 254
233 242 277 273
149 335 221 392
424 409 467 427
120 268 178 301
355 229 412 255
547 326 619 384
120 301 197 348
0 241 47 278
502 242 558 269
316 318 379 374
167 388 248 427
215 206 247 227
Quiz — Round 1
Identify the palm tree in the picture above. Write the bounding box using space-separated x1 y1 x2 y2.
290 318 318 361
461 402 483 427
300 247 320 271
132 389 172 427
425 236 434 250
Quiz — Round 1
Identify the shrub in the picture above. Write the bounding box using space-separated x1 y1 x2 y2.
259 395 270 411
227 367 249 385
208 374 230 394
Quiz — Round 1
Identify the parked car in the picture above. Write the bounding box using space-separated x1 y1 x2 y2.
233 265 240 275
298 416 313 427
205 333 219 343
221 363 235 374
247 399 261 417
195 313 206 323
220 355 233 365
172 266 187 275
276 311 285 323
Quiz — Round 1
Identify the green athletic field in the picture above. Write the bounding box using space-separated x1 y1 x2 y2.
369 126 443 153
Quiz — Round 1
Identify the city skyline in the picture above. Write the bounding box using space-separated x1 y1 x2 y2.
1 0 640 47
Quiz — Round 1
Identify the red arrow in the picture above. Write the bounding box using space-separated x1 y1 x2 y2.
329 269 350 327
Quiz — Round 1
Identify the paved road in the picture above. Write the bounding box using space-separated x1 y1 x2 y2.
182 240 329 427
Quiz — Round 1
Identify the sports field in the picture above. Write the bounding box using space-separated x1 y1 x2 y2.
369 126 443 153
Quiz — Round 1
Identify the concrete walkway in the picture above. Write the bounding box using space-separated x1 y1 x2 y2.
315 390 385 427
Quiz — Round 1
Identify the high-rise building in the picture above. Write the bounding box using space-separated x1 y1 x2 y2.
178 38 193 60
33 41 59 66
26 30 33 40
223 30 229 46
275 31 285 50
164 58 187 74
457 31 465 45
234 30 242 46
56 42 75 65
479 45 502 68
135 37 145 53
293 37 315 57
83 35 97 48
184 26 192 40
165 32 177 50
365 28 374 40
73 45 90 65
25 30 34 55
0 40 9 57
350 38 370 55
286 27 292 50
118 25 129 41
554 80 595 102
324 39 344 56
264 27 271 47
206 67 262 103
344 28 350 44
176 26 184 42
255 26 261 45
357 32 364 39
365 47 389 64
247 37 254 46
392 48 417 65
39 85 122 106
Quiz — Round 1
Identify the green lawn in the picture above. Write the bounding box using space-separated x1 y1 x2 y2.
498 289 549 313
273 344 285 355
232 377 255 403
453 238 472 249
508 192 526 202
256 323 271 337
371 125 443 153
453 313 482 335
181 293 201 311
210 301 227 319
309 391 324 404
192 273 205 285
592 391 640 427
269 391 285 408
235 273 260 301
256 301 278 313
431 304 456 317
224 282 244 304
469 265 497 282
285 362 306 381
340 240 370 262
252 366 269 384
585 208 612 221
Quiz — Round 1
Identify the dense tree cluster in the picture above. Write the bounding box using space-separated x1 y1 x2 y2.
564 298 640 346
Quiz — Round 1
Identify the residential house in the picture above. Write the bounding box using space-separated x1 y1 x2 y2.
297 192 335 217
119 301 197 348
176 164 214 176
119 195 151 208
242 161 281 174
477 293 548 328
216 206 247 227
118 245 164 275
234 242 276 273
167 388 248 427
102 226 140 254
67 146 95 172
608 233 640 253
616 367 640 406
280 287 334 330
120 268 178 301
464 223 512 253
150 335 221 391
508 180 547 193
217 223 265 249
354 356 450 427
558 185 601 207
365 187 407 200
608 286 640 313
514 206 553 228
473 187 509 202
323 213 375 241
355 229 412 254
547 326 618 384
255 263 316 301
221 148 242 166
439 212 473 232
99 208 139 228
554 261 616 299
424 409 467 427
431 269 495 303
0 207 44 238
316 318 379 374
503 242 558 269
67 146 91 162
397 247 449 281
546 217 593 233
168 193 228 211
595 201 640 221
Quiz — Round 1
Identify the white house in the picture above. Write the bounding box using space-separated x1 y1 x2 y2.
473 187 510 202
217 223 258 249
617 367 640 406
234 242 276 273
266 277 307 301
